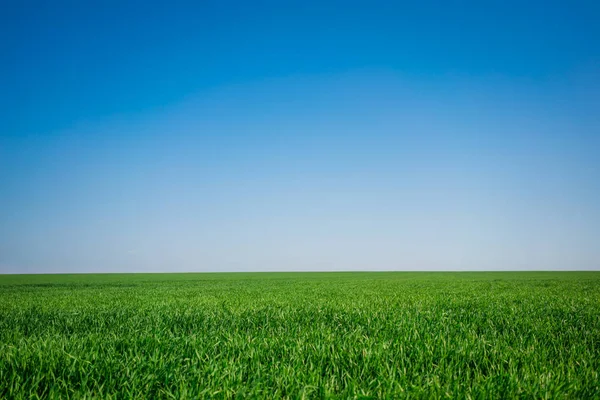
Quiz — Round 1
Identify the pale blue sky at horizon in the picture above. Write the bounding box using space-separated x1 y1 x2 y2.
1 1 599 273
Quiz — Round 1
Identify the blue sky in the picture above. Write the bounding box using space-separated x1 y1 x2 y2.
1 1 599 273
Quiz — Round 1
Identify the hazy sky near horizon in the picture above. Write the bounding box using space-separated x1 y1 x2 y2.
1 1 599 273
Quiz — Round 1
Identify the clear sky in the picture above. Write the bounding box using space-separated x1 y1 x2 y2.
1 1 599 273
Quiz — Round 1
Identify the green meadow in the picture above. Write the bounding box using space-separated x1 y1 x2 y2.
1 272 599 398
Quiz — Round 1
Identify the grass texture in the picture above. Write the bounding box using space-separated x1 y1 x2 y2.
1 271 599 398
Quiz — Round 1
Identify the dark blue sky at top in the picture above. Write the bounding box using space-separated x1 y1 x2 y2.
3 0 598 136
1 1 599 272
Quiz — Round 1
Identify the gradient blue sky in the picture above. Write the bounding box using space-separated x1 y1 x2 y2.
1 1 599 273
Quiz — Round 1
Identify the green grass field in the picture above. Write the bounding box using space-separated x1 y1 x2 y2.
1 272 599 398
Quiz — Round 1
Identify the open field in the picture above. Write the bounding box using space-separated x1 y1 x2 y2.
1 271 599 398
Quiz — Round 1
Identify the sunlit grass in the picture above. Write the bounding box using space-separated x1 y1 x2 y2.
1 272 599 398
